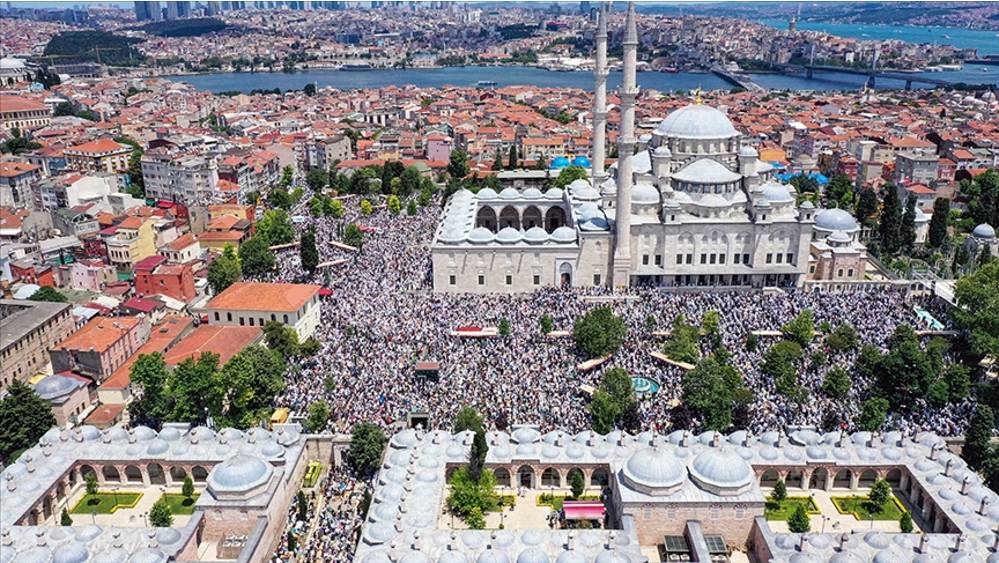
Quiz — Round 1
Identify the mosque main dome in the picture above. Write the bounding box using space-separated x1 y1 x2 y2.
655 104 740 139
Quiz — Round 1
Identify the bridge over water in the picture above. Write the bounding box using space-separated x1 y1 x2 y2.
779 64 955 90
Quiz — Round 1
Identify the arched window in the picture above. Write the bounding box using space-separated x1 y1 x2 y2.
517 465 535 488
885 468 902 487
147 463 166 485
476 207 497 232
494 468 511 488
760 469 780 488
499 206 520 230
124 465 143 483
809 468 828 490
541 467 561 487
192 466 209 483
859 469 877 488
833 469 852 489
170 466 188 482
522 206 542 229
544 207 566 232
590 468 609 487
102 465 121 483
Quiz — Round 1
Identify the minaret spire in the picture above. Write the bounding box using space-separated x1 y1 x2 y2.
612 1 638 287
591 2 608 182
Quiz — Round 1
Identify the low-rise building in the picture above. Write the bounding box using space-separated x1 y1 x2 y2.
0 298 75 389
64 258 116 292
133 255 197 303
35 173 119 210
159 232 202 263
64 138 131 175
301 135 353 171
894 150 939 186
0 95 52 131
0 161 41 209
104 215 157 271
98 314 193 404
203 282 322 340
49 315 151 383
31 372 93 426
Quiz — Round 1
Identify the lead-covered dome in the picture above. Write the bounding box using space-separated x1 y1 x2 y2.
551 226 576 243
655 104 739 139
814 208 860 233
760 181 795 204
973 223 995 239
621 447 685 495
32 375 81 400
688 448 754 495
632 182 659 204
207 454 273 496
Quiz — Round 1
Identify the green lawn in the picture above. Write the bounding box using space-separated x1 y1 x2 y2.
536 493 601 511
159 493 200 515
70 492 143 514
764 497 820 521
832 495 906 521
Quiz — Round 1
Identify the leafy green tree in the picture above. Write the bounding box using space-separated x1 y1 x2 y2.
855 186 879 226
305 400 330 433
85 473 98 496
781 309 815 346
600 368 635 415
498 318 511 337
343 223 364 248
287 531 297 553
821 366 852 400
29 286 67 302
681 355 748 431
386 194 401 215
0 380 57 463
267 188 292 210
899 511 913 533
789 173 819 193
879 183 903 255
771 479 787 503
946 363 971 403
825 173 854 209
788 504 810 533
208 244 241 294
238 236 275 276
572 307 628 358
168 352 219 425
553 165 588 188
61 509 73 526
263 320 299 360
856 397 889 431
826 324 858 352
539 314 553 334
928 197 950 248
953 260 999 358
491 148 502 171
305 168 328 191
279 165 294 188
588 390 619 434
359 199 373 216
762 341 802 381
300 228 319 276
453 406 484 433
448 149 469 179
570 470 585 499
963 169 999 227
149 498 173 527
468 427 488 481
926 378 950 407
329 199 345 218
215 346 285 429
466 507 486 529
303 83 317 96
876 325 936 403
128 353 172 429
855 344 882 379
256 209 295 245
868 479 892 511
182 475 195 499
399 167 422 197
964 404 994 470
349 422 386 476
745 333 759 352
406 199 418 215
663 314 700 363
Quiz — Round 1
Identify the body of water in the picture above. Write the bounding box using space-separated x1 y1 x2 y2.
167 65 997 94
758 19 999 56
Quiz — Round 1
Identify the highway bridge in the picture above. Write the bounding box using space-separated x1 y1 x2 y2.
710 66 763 92
779 64 956 90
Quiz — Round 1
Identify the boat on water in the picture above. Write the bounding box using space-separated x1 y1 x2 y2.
476 80 497 87
689 69 709 74
661 67 679 73
342 63 374 71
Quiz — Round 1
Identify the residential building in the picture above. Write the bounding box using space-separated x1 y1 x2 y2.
425 134 453 162
0 95 51 131
141 149 220 204
159 232 202 263
98 314 193 404
0 161 41 209
162 324 262 367
64 258 116 292
0 299 74 389
35 173 118 211
104 215 157 270
133 255 197 302
64 138 131 174
301 135 353 171
49 315 151 383
894 151 938 186
52 207 100 238
203 281 322 340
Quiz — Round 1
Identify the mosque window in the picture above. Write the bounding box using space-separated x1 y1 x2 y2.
719 254 726 264
642 255 649 265
676 255 683 265
734 254 741 264
787 253 794 264
505 275 512 286
593 274 601 286
766 253 773 264
776 254 783 264
655 255 662 266
837 269 844 278
478 275 485 286
533 275 540 285
743 253 750 264
700 254 707 265
709 254 716 265
847 268 854 277
686 254 693 264
449 275 456 286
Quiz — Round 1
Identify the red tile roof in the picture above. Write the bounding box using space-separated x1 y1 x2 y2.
163 325 262 366
205 282 320 313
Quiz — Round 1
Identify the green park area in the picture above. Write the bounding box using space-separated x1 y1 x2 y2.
536 493 601 511
764 496 820 521
832 495 906 521
70 492 143 514
159 493 200 515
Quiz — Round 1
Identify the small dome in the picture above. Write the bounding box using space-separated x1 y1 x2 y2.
158 427 181 441
512 427 541 444
555 552 586 563
688 448 754 494
632 183 660 204
467 227 495 244
439 552 469 563
400 551 432 563
53 542 89 563
127 548 168 563
543 187 564 199
653 145 672 158
438 227 465 244
973 223 996 239
815 208 860 233
578 217 610 231
32 375 82 400
477 188 499 199
91 549 129 563
499 188 520 200
622 447 685 493
522 187 544 199
146 438 169 456
477 551 511 563
760 181 794 204
551 156 570 169
799 200 815 209
827 230 852 244
551 226 576 243
105 426 130 443
207 454 273 494
524 227 549 244
517 548 550 563
496 227 523 244
571 156 591 168
656 104 740 139
156 528 182 545
739 145 759 157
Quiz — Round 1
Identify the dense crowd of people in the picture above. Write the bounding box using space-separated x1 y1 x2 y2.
271 466 366 562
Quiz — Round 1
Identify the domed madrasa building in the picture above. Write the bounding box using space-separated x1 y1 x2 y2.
430 4 858 294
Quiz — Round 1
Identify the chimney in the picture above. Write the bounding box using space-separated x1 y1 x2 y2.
961 475 972 495
917 534 928 554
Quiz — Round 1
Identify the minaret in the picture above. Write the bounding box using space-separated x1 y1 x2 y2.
591 2 608 182
612 1 638 287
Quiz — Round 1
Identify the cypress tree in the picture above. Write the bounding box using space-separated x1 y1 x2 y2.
300 227 319 276
964 404 995 470
507 144 518 170
901 195 917 254
928 197 949 248
855 186 879 225
879 183 903 255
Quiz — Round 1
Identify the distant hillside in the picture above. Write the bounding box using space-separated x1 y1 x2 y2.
42 31 145 66
139 17 229 37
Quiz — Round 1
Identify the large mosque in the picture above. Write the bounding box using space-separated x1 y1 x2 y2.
431 4 868 293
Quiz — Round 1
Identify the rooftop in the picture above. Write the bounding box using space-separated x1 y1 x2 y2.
163 325 262 367
0 299 70 352
205 282 321 313
51 316 144 354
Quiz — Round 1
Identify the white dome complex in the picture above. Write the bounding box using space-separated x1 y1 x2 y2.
655 104 740 139
621 447 685 495
687 448 755 495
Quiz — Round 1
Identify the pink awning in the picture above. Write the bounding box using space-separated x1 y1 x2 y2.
563 501 605 520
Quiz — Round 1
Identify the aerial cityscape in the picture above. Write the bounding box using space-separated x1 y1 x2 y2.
1 1 998 562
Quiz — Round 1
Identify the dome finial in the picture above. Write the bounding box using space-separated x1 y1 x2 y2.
693 86 702 105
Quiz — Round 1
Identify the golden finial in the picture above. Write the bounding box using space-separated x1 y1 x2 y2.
693 87 702 105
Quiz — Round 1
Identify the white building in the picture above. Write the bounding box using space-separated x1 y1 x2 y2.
141 150 220 204
203 282 322 340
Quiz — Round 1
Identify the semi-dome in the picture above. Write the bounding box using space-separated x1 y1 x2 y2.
524 227 549 244
672 158 742 184
632 182 659 204
496 227 524 244
760 181 794 204
622 447 685 494
688 448 754 495
467 227 495 244
207 454 273 495
814 208 860 233
827 230 852 244
973 223 995 239
551 226 577 243
655 104 739 139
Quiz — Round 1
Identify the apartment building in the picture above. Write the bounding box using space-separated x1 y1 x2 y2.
0 299 75 389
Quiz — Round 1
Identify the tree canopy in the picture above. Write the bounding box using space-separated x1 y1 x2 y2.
572 307 628 358
238 236 275 277
207 244 241 294
953 260 999 358
349 422 387 476
0 380 57 464
682 354 751 432
28 286 67 303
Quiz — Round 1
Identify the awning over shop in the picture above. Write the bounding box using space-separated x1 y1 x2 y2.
562 501 605 520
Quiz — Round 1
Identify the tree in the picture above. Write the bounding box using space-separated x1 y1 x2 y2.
359 199 373 216
386 194 401 215
507 144 518 170
946 363 971 403
901 194 917 254
329 199 345 218
399 167 421 197
267 188 292 210
856 397 889 431
256 209 295 245
868 479 892 512
825 173 854 209
343 223 364 248
300 228 319 276
928 197 950 248
588 390 619 434
539 314 553 334
682 355 747 432
305 168 328 191
453 406 484 434
570 470 585 499
28 286 67 303
349 422 386 476
85 473 98 496
572 307 628 358
788 504 810 533
553 165 588 188
964 404 994 470
745 333 759 352
149 498 173 527
238 236 275 277
168 352 219 425
215 346 285 428
279 165 294 189
876 324 936 403
446 466 499 519
826 324 858 352
762 340 803 395
781 309 815 347
407 199 418 215
900 511 913 533
60 509 73 526
264 320 299 360
287 531 297 553
303 82 316 96
466 506 485 529
468 427 488 480
953 260 999 358
297 490 308 522
305 400 330 433
498 317 511 337
663 314 700 364
600 368 635 415
128 353 172 430
448 149 469 179
771 479 787 503
208 244 241 294
963 169 999 228
879 183 903 255
182 475 195 500
491 148 502 171
855 186 879 226
821 366 852 400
